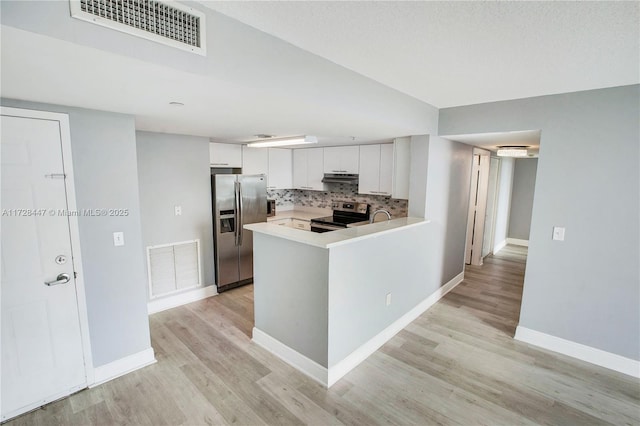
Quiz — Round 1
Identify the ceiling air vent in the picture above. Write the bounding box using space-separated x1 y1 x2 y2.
69 0 206 55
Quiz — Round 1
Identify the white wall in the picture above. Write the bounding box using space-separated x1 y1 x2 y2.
493 157 514 251
1 98 152 367
0 0 439 139
440 85 640 361
508 158 538 241
136 131 215 293
408 135 473 291
424 137 474 284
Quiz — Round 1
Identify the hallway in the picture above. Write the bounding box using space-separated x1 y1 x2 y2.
7 246 639 425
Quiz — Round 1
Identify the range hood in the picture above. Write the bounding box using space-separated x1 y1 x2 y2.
321 173 359 184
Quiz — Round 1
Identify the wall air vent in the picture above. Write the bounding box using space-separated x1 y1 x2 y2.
69 0 206 55
147 240 202 298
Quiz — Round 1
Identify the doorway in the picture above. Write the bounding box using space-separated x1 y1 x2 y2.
1 107 93 421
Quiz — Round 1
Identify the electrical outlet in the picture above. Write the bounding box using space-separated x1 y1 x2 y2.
386 293 392 306
552 226 565 241
113 231 125 247
175 205 182 216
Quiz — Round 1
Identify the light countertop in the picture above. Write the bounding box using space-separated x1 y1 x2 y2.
246 217 430 249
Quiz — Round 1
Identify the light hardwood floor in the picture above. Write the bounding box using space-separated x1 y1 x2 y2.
7 245 640 425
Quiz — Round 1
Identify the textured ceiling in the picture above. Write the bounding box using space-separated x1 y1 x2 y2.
203 1 640 108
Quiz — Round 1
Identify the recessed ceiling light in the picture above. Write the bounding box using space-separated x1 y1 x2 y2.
169 101 184 106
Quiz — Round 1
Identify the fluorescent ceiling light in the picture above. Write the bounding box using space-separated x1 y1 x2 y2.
247 135 318 148
497 147 528 157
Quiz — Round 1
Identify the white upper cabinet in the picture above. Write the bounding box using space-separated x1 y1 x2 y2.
267 148 293 189
242 146 268 176
392 137 411 199
209 142 242 168
379 144 394 195
358 144 393 196
242 146 293 189
307 148 325 189
323 146 359 174
293 148 324 190
293 149 306 189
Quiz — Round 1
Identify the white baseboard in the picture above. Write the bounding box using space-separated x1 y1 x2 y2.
515 326 639 378
252 328 328 386
493 240 507 254
506 238 529 247
252 271 465 388
147 285 218 314
327 270 465 386
90 347 157 387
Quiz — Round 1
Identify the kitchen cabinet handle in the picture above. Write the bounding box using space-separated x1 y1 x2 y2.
211 162 229 166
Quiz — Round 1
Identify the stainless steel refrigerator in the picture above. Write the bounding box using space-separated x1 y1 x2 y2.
212 174 267 292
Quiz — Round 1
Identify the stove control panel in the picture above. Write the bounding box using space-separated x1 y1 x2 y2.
332 201 369 214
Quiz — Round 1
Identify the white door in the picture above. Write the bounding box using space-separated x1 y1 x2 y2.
482 157 500 258
465 152 490 265
1 110 88 420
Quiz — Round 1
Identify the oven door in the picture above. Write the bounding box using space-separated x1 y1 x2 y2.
310 222 345 233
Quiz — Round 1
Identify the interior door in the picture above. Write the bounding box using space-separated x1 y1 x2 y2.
238 175 267 282
482 157 500 257
1 113 87 420
465 152 490 265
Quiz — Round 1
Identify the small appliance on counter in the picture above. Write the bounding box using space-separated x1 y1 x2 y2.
212 173 267 292
310 201 370 233
267 199 276 217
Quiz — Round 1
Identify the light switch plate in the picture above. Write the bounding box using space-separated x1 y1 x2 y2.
552 226 565 241
386 293 392 306
175 205 182 216
113 231 125 246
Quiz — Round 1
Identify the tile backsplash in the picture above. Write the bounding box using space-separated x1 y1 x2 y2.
268 183 408 217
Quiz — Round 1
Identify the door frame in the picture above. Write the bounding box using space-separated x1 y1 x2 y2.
0 107 94 417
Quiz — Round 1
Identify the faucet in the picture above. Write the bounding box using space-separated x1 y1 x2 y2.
370 209 391 223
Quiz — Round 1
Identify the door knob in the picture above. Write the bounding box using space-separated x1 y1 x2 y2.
45 273 70 286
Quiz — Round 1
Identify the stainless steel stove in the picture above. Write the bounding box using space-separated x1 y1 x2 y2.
310 201 370 233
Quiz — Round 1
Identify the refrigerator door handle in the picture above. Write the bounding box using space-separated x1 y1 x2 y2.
234 181 241 246
238 181 244 246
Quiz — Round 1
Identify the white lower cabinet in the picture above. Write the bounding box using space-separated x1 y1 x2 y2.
270 218 292 227
268 218 310 231
291 219 311 231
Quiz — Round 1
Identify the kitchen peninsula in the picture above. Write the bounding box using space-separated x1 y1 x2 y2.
245 217 438 387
